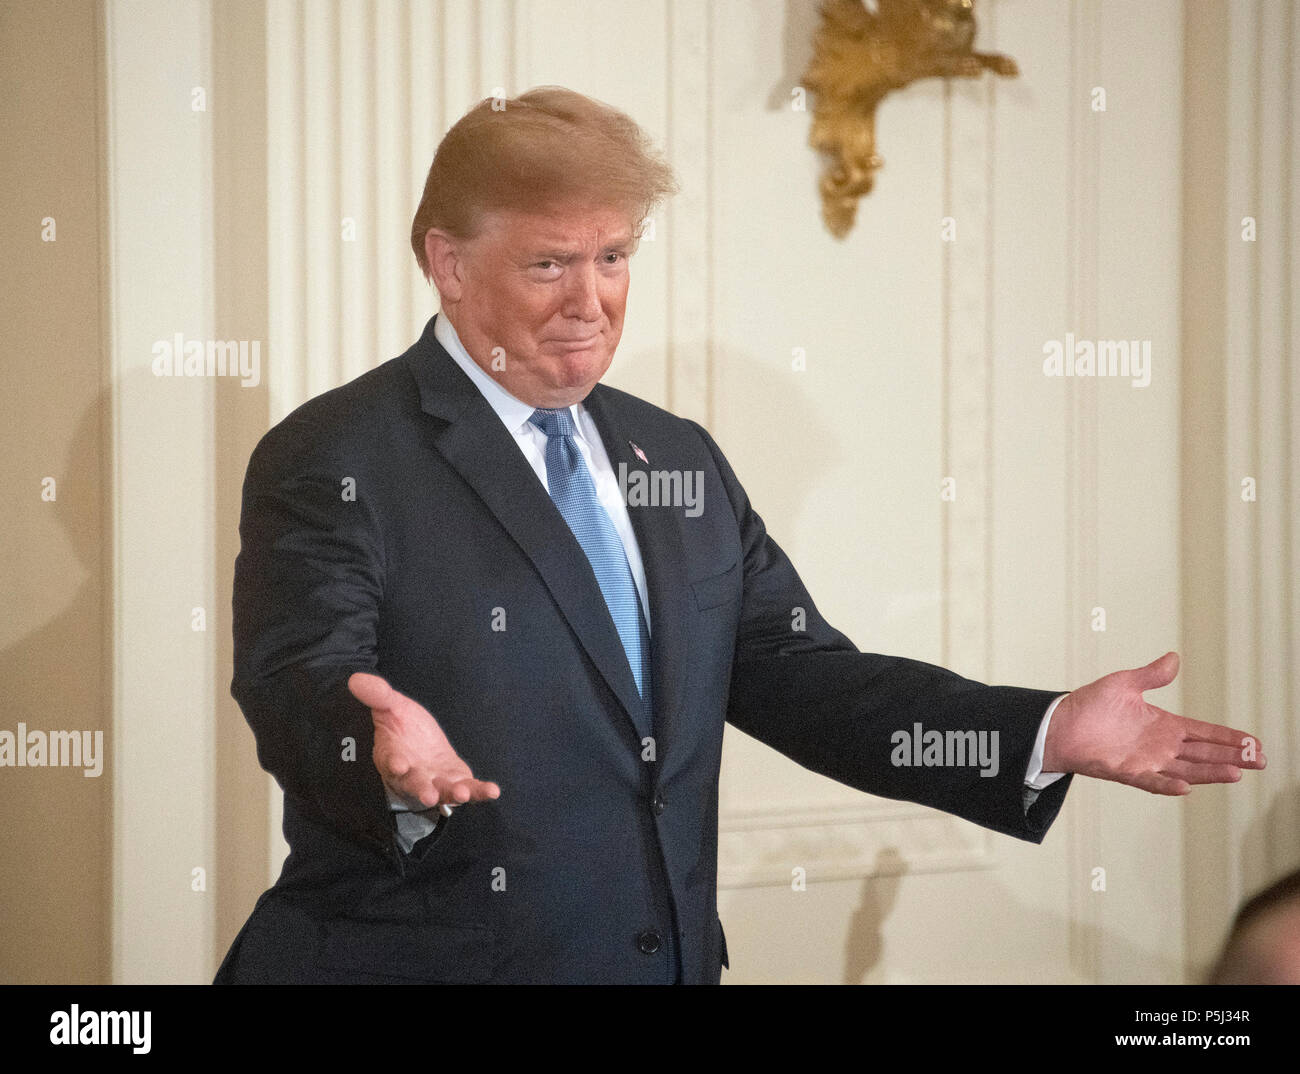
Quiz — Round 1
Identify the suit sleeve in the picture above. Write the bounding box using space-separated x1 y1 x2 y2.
230 417 408 867
690 421 1073 844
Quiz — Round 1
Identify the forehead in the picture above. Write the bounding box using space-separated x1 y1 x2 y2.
477 204 636 252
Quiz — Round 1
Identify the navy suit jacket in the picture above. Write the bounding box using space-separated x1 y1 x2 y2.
214 314 1072 984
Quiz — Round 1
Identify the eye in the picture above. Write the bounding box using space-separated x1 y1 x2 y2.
530 259 564 279
603 251 625 265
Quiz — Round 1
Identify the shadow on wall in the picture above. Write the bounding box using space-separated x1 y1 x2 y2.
0 386 109 984
843 847 907 983
840 844 1190 985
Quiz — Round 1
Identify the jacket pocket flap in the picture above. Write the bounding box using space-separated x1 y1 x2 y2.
691 561 740 610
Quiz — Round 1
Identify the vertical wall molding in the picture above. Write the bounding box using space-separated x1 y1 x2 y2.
940 43 995 679
665 0 712 424
1241 0 1297 890
1182 0 1299 981
1062 0 1104 984
106 0 217 983
212 0 273 973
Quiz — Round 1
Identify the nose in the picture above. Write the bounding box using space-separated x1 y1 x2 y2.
562 263 603 322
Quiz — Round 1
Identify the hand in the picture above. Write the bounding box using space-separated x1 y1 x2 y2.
1042 652 1266 795
348 672 501 812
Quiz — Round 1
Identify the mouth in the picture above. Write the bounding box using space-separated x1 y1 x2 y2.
549 335 601 350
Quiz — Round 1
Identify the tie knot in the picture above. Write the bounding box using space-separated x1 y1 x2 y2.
530 407 577 440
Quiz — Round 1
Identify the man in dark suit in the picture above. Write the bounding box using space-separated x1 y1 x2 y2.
214 87 1265 985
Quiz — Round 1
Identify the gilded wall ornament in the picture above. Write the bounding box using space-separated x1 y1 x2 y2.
802 0 1019 237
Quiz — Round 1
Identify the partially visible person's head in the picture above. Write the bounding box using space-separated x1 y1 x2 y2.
411 87 677 407
1208 868 1300 984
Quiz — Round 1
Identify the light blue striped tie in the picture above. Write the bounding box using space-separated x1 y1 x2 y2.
530 408 652 714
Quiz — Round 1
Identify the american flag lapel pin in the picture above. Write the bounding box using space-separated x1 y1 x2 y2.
629 440 648 464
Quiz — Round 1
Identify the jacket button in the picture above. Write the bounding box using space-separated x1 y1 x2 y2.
651 792 665 816
637 929 662 955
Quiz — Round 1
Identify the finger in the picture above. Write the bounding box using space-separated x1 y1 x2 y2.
1160 759 1242 785
389 769 437 808
382 764 439 806
348 671 394 712
1175 739 1265 770
372 742 412 779
384 754 413 780
1148 705 1248 746
1176 740 1250 766
1132 771 1190 796
1130 651 1179 692
1232 734 1267 768
397 773 440 809
439 778 500 803
1175 714 1262 753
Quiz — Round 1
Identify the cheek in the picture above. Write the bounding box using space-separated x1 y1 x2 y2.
529 292 567 328
493 296 554 350
603 284 629 323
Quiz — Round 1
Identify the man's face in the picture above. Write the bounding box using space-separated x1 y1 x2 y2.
432 202 636 408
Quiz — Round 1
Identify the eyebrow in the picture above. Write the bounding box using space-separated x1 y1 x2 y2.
526 236 635 262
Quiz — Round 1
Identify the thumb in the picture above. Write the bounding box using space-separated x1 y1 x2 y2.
1130 651 1179 692
348 671 394 713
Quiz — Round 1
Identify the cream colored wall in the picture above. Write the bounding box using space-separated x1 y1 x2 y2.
1179 0 1300 982
11 0 1287 984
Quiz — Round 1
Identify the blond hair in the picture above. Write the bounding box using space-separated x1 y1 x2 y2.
410 86 678 276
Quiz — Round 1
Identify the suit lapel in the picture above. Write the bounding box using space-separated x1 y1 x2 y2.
583 386 690 759
404 318 646 733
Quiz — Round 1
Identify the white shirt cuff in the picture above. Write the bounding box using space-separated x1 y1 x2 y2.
1024 693 1070 789
386 784 440 853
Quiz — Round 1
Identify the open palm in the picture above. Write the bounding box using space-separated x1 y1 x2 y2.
1042 652 1265 795
349 671 500 811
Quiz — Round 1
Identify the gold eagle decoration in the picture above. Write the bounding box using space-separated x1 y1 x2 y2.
802 0 1019 238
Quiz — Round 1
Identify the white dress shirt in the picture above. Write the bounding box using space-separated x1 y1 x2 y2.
386 313 1065 852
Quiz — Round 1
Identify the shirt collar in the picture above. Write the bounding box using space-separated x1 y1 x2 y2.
434 312 584 438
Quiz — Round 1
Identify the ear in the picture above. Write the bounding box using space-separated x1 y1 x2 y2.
424 229 465 303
